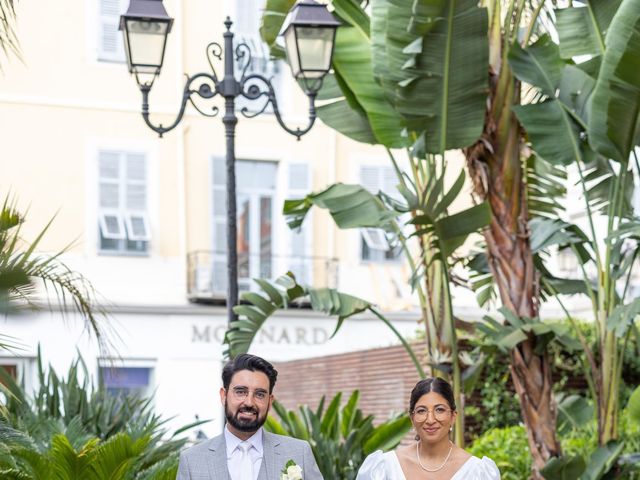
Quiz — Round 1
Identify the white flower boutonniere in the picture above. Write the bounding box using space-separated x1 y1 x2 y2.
281 459 303 480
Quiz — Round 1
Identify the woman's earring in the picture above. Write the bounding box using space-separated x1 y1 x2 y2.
449 426 453 432
415 433 420 441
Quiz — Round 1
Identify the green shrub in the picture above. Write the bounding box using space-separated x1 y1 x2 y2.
0 350 203 479
265 391 411 480
468 425 531 480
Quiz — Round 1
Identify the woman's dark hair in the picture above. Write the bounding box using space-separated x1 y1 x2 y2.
222 354 278 393
409 377 456 412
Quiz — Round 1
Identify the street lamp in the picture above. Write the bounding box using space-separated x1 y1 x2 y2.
120 0 340 326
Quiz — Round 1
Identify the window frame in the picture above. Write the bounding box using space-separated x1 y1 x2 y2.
97 149 151 256
358 164 402 264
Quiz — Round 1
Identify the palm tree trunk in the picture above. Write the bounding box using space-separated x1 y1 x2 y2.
465 71 561 479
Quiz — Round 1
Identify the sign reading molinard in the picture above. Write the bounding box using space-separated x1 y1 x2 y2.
191 324 330 346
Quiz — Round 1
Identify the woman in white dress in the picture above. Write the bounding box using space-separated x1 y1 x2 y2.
357 377 500 480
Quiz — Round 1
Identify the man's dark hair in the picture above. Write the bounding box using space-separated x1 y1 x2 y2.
222 354 278 393
409 377 456 412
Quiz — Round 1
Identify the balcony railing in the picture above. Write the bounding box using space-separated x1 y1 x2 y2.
187 250 339 302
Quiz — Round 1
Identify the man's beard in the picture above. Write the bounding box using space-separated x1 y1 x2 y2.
225 400 268 433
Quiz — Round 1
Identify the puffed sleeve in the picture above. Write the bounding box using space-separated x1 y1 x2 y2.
356 451 388 480
473 456 501 480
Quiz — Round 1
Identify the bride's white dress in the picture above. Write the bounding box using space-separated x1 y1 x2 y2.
356 450 501 480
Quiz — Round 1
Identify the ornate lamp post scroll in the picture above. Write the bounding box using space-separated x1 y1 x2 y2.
120 0 340 326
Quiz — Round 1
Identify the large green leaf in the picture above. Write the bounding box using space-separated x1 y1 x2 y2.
317 99 377 144
508 35 564 97
331 24 407 147
526 154 567 219
331 0 370 38
362 415 411 454
555 0 621 59
607 297 640 338
557 395 595 435
558 65 597 126
541 455 587 480
377 0 488 152
513 101 582 166
588 0 640 162
627 384 640 423
316 73 378 144
580 441 625 480
284 183 397 231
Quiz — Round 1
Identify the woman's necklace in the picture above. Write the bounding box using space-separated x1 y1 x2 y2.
415 440 454 472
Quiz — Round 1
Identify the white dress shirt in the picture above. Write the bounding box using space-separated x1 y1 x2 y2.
225 426 264 480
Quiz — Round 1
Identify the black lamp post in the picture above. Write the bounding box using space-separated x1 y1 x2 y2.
120 0 340 326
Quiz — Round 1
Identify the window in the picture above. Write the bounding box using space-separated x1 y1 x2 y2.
359 166 401 262
100 365 154 399
232 0 284 113
0 357 35 400
212 158 278 293
98 150 151 254
98 0 128 63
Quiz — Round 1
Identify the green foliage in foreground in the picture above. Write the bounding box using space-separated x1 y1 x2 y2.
0 351 204 479
469 411 640 480
0 429 179 480
265 391 410 480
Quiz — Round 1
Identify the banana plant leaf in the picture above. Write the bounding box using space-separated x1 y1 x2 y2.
508 35 564 98
362 415 412 455
580 441 625 480
555 0 621 59
556 394 595 436
627 385 640 423
224 273 424 378
283 183 398 231
540 455 587 480
509 39 590 167
374 0 488 153
314 72 379 144
526 154 567 219
607 297 640 338
588 0 640 163
558 65 596 126
331 23 407 147
260 0 406 148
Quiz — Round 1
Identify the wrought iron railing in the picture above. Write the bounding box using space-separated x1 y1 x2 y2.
186 250 339 302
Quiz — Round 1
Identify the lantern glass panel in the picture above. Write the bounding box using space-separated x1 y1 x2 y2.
125 19 169 73
284 27 301 78
296 26 334 78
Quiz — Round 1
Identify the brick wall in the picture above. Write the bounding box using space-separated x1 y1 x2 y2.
272 343 429 423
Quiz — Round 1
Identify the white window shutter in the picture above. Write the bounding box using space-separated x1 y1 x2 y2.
287 163 312 284
360 166 380 193
98 0 126 62
125 213 151 241
362 228 389 251
99 212 126 239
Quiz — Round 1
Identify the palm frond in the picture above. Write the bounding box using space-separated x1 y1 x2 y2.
0 0 21 70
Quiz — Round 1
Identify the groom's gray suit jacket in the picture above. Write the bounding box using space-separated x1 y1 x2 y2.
176 431 323 480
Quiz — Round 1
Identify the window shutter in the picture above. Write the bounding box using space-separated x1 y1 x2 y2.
99 212 126 239
287 163 312 283
359 165 392 257
360 166 380 193
98 0 126 62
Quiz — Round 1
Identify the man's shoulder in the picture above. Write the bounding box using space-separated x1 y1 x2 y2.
180 435 221 458
265 431 310 448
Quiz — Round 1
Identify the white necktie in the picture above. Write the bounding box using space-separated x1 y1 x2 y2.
238 441 253 480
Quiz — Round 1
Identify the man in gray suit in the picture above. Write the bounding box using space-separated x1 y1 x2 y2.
177 354 323 480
